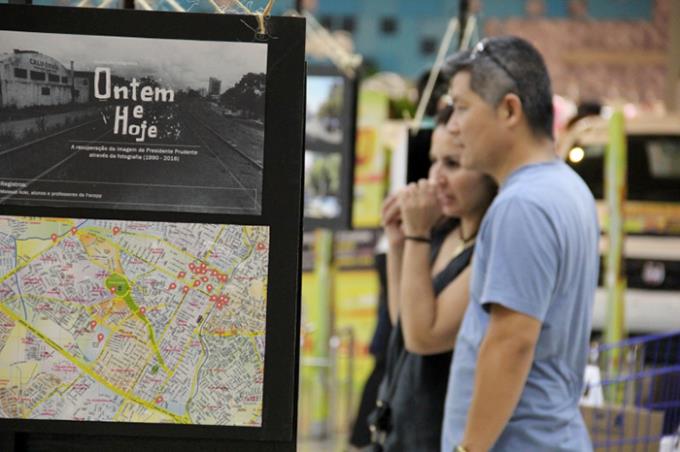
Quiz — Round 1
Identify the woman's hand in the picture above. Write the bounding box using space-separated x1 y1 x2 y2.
381 192 405 248
399 179 443 237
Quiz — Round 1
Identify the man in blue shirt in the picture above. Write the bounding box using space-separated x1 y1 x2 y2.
441 37 599 452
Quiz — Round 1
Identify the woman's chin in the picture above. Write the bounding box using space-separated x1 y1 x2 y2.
441 205 461 218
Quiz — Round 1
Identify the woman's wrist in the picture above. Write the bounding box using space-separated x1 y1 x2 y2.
403 228 431 239
388 238 405 249
404 235 431 243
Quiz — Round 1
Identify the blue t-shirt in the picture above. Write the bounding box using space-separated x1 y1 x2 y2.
441 159 599 452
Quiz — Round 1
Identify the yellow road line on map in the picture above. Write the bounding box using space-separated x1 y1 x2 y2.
0 242 60 286
85 229 212 300
0 303 190 424
185 346 204 422
0 218 85 284
5 294 94 311
112 398 128 421
158 291 187 345
90 227 238 286
79 231 186 373
84 227 205 269
201 330 264 338
248 335 264 369
28 378 79 417
203 225 225 260
85 228 178 269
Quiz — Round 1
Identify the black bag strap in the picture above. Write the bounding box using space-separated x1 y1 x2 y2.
382 348 408 402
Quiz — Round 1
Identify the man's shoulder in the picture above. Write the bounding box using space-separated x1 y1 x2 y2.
485 163 596 235
501 161 594 210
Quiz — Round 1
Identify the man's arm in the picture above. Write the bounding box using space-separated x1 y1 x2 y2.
460 304 541 452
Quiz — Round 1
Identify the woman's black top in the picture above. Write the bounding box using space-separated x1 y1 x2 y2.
380 219 474 451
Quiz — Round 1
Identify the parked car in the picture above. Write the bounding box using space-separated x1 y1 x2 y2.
558 114 680 333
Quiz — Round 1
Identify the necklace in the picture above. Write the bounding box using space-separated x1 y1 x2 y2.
458 225 477 247
453 226 477 257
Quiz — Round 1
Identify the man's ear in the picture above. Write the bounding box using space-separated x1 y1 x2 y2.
497 93 523 129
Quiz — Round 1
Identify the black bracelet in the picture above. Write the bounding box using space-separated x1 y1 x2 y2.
405 235 431 243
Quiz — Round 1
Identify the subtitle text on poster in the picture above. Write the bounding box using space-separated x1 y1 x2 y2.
74 142 199 164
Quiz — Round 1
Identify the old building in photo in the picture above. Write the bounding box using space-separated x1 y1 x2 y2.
0 49 73 109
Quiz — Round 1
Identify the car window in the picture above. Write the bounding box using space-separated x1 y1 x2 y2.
567 135 680 204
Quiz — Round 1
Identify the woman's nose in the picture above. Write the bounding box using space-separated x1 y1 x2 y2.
430 165 445 185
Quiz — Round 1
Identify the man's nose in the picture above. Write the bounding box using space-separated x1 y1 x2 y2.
446 113 460 135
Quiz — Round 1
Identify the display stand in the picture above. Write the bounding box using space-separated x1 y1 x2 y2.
0 4 306 451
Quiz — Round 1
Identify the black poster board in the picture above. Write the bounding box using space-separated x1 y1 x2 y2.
303 65 357 230
0 4 305 451
407 127 433 184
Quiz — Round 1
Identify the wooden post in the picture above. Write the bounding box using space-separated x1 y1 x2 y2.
604 110 627 401
310 228 334 438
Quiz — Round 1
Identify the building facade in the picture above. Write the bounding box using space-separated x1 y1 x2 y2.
0 50 73 109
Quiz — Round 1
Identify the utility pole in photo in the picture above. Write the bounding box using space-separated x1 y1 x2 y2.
457 0 470 50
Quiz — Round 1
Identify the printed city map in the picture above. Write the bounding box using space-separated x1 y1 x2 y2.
0 216 269 426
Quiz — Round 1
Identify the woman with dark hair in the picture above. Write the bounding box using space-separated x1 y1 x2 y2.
369 106 497 451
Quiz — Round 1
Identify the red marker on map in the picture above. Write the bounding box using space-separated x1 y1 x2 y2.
90 320 97 329
193 280 201 287
110 287 117 294
257 243 266 251
189 263 196 271
140 307 146 316
71 227 78 235
155 396 163 404
219 275 228 283
169 282 177 290
112 226 121 235
216 302 224 310
211 270 219 277
206 284 213 293
182 286 189 294
50 234 58 242
210 295 218 302
178 271 186 278
97 333 104 342
201 276 209 283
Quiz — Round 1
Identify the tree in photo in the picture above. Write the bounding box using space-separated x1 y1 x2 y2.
316 82 343 132
220 72 266 121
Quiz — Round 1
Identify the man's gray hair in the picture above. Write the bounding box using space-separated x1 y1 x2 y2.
443 37 554 139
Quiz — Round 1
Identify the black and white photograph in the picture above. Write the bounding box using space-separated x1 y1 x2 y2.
303 66 357 230
305 74 344 149
0 29 267 215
